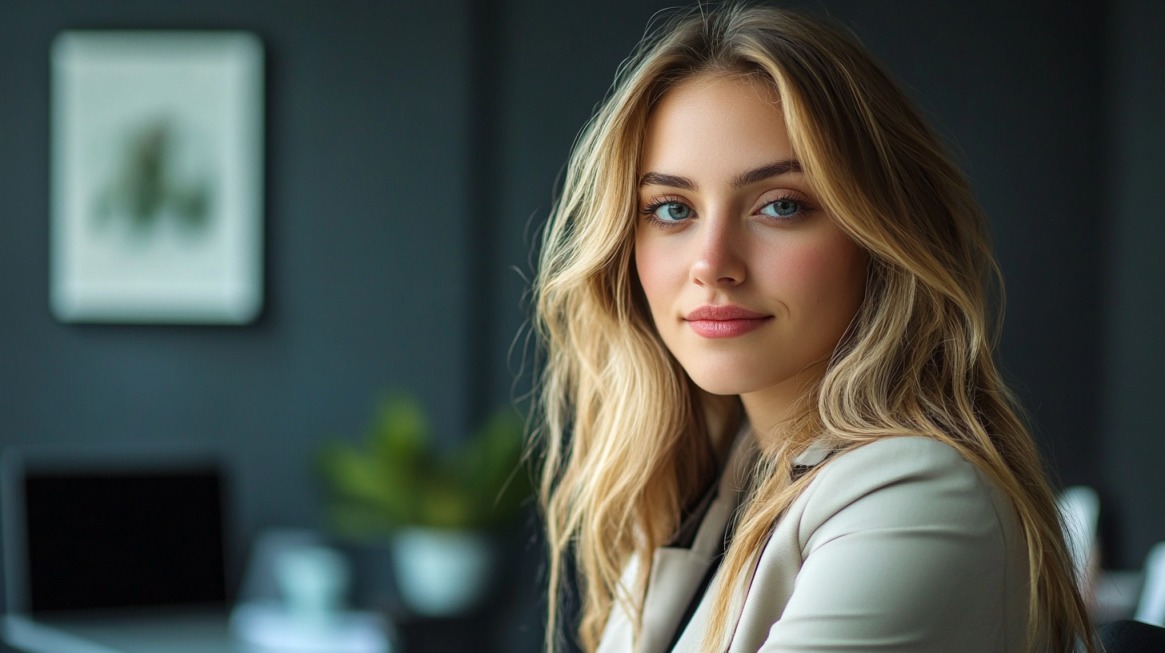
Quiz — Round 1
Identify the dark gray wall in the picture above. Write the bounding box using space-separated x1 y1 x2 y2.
0 0 1161 644
1102 0 1165 570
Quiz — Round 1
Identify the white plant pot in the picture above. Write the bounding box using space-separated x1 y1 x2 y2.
390 527 494 617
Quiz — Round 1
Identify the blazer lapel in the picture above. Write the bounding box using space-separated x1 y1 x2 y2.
676 435 834 653
637 546 714 652
645 431 758 653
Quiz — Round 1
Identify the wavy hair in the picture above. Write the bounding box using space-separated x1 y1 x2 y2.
532 4 1093 652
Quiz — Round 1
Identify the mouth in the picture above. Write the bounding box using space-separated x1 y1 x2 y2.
683 305 772 338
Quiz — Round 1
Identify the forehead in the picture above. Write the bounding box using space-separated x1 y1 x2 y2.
639 73 791 177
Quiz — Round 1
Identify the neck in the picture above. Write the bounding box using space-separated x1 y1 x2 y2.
740 360 827 447
698 390 744 462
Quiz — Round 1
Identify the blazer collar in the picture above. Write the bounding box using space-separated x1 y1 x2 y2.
792 436 833 467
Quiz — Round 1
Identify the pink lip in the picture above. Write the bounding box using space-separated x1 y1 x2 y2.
684 305 771 338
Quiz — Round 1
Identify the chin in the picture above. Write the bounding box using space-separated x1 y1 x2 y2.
683 369 761 397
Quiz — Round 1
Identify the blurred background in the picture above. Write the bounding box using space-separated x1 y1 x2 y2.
0 0 1162 651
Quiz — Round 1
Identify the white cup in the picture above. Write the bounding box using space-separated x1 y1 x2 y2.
273 544 350 631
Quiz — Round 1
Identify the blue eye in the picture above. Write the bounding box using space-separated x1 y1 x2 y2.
652 202 692 222
761 198 802 219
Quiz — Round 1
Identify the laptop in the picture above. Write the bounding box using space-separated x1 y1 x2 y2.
0 444 241 653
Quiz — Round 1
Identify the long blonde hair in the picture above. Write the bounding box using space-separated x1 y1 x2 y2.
532 5 1093 652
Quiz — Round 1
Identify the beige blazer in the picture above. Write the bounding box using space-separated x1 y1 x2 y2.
597 434 1030 653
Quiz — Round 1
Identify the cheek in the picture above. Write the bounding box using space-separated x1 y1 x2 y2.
634 237 680 314
759 234 867 314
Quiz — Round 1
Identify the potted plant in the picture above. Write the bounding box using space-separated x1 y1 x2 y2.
318 394 533 617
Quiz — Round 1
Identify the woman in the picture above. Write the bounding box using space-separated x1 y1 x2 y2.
532 4 1094 652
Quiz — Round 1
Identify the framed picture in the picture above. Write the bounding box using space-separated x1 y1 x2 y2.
51 31 264 324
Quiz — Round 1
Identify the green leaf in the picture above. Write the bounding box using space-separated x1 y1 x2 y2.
370 394 429 468
319 445 387 503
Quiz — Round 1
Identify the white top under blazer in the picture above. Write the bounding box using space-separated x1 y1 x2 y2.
597 432 1031 653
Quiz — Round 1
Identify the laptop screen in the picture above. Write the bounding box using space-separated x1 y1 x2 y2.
3 449 229 615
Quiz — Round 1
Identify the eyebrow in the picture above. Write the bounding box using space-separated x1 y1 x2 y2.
638 159 803 191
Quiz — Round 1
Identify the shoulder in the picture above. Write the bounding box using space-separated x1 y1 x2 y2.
807 435 992 499
735 439 1031 652
791 436 1015 548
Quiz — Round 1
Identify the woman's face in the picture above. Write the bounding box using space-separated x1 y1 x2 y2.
635 73 867 427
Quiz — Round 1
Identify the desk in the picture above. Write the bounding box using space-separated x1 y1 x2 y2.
4 607 540 653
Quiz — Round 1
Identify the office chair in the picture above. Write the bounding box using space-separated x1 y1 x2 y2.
1134 541 1165 627
1099 619 1165 652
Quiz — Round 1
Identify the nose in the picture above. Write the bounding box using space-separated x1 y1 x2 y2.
690 218 745 287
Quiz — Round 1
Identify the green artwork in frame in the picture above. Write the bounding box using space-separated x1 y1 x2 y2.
51 31 264 324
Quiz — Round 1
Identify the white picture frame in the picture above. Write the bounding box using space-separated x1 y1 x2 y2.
51 31 264 324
